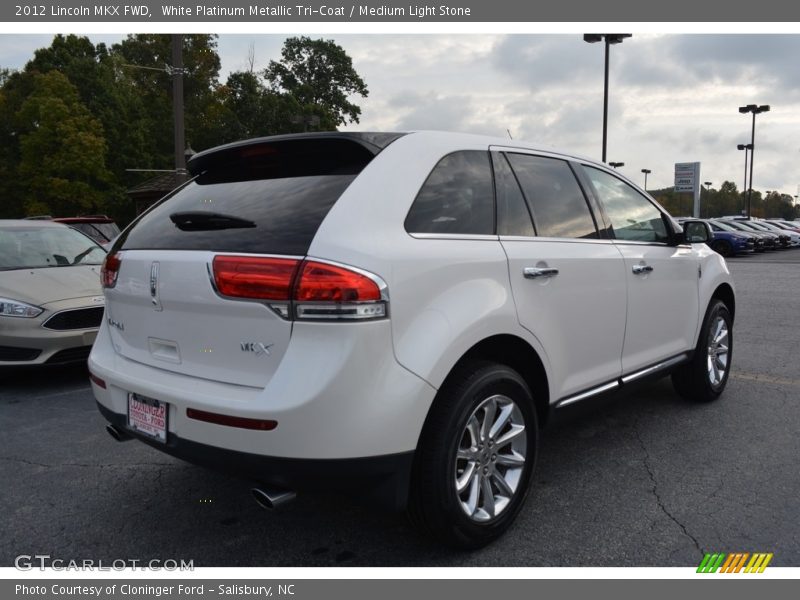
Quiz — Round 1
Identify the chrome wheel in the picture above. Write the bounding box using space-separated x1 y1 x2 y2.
707 315 730 386
454 394 527 522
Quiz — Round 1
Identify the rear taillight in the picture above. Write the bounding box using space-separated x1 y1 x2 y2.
211 256 387 321
101 252 122 288
212 256 300 300
294 260 386 320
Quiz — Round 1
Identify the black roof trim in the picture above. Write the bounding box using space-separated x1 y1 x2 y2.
187 132 406 176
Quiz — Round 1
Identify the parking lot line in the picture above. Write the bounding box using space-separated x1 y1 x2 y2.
731 371 800 388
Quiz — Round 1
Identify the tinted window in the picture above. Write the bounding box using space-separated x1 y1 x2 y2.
405 151 494 235
584 167 668 243
492 152 534 237
505 154 597 239
121 139 374 255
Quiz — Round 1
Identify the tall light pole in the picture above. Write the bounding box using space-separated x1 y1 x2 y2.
737 143 752 216
609 161 624 170
584 34 631 163
641 168 651 190
739 104 770 218
702 181 712 217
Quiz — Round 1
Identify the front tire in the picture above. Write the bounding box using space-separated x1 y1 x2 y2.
408 361 538 549
711 239 733 257
672 299 733 403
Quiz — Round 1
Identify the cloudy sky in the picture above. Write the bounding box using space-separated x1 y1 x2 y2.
2 33 800 195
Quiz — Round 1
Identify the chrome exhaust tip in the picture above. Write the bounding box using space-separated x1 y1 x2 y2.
251 486 297 511
106 424 133 442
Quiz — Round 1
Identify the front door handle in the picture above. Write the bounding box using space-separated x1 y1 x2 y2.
632 264 654 275
523 267 559 279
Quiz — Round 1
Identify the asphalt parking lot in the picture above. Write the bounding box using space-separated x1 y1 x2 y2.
1 252 798 567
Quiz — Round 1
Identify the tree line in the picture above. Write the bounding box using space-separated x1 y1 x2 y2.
0 34 368 225
651 181 799 220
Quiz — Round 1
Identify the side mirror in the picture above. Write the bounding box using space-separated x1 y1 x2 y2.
682 220 712 244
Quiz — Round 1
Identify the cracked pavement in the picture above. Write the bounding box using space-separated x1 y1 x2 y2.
1 253 798 566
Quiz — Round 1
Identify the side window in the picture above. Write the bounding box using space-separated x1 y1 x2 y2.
492 152 534 237
505 153 598 239
584 167 669 243
405 151 494 235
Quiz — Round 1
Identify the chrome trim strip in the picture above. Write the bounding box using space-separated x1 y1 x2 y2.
556 381 620 408
620 353 689 384
408 233 500 241
499 236 614 244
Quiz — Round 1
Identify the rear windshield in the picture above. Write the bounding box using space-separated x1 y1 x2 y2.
71 222 120 242
120 138 376 256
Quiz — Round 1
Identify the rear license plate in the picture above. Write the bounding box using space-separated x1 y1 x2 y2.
127 393 168 443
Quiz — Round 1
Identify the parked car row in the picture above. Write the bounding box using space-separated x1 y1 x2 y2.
679 217 800 257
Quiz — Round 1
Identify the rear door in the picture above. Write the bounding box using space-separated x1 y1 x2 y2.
494 150 627 400
104 137 379 388
579 165 700 374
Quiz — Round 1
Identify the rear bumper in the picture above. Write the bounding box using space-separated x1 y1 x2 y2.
97 401 414 510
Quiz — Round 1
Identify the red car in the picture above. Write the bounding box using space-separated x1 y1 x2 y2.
51 216 120 248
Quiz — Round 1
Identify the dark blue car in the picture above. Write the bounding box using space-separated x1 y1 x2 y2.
705 220 756 256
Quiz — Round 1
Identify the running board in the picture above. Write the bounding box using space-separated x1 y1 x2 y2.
554 353 691 409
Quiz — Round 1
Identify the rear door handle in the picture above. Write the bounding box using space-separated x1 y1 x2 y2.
632 264 654 275
523 267 559 279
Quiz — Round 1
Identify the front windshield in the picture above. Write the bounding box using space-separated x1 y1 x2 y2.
0 226 106 270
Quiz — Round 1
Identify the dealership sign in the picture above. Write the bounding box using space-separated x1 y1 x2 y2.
674 162 701 217
674 162 700 192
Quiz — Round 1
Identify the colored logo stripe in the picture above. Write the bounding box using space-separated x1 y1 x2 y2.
697 552 773 573
745 553 773 573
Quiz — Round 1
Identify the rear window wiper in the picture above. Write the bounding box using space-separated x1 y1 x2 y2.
169 211 257 231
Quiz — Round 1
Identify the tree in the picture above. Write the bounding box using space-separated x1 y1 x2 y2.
14 71 112 216
111 34 222 158
264 36 368 128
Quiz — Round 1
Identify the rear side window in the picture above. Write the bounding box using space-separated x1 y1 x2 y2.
120 138 375 256
506 153 598 239
584 167 668 243
492 152 534 237
404 151 494 235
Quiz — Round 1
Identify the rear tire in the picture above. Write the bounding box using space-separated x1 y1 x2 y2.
672 299 732 403
408 361 538 549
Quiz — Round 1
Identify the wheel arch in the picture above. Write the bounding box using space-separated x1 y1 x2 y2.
711 282 736 322
425 334 551 431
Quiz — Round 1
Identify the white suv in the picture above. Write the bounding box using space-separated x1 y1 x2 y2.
90 131 734 548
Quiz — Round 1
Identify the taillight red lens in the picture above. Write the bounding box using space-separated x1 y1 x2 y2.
212 256 300 300
294 261 381 302
101 252 121 288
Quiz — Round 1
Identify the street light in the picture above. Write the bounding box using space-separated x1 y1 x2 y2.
584 33 632 163
641 168 651 190
737 143 752 216
739 104 770 218
609 161 625 169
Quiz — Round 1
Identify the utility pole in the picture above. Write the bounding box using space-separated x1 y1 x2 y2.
172 34 187 180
